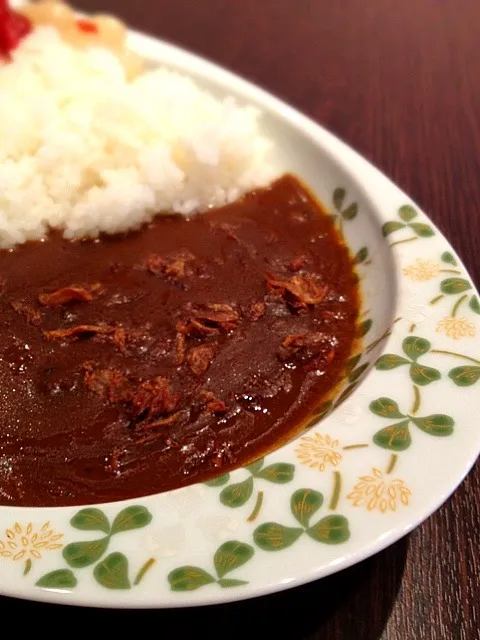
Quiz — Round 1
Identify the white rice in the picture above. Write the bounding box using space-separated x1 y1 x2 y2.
0 27 276 247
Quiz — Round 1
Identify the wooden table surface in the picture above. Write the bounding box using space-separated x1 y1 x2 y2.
5 1 480 637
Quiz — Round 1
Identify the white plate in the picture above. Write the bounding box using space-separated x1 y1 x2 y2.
1 8 480 608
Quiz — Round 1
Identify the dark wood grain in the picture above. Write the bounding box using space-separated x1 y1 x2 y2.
3 1 480 637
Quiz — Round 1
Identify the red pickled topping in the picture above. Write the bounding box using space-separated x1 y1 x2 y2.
0 0 31 59
76 19 98 34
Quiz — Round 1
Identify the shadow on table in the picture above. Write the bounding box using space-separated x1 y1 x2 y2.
1 536 408 639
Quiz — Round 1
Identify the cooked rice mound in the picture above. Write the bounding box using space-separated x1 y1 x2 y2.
0 27 275 247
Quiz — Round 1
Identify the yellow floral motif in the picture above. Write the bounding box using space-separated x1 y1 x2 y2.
403 259 440 281
436 316 476 340
295 433 342 472
0 522 63 562
347 468 411 513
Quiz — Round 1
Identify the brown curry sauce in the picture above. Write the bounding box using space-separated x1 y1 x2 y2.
0 175 360 506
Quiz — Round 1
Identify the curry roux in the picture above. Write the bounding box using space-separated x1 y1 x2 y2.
0 175 360 506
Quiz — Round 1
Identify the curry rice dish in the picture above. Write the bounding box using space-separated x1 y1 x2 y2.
0 1 360 506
